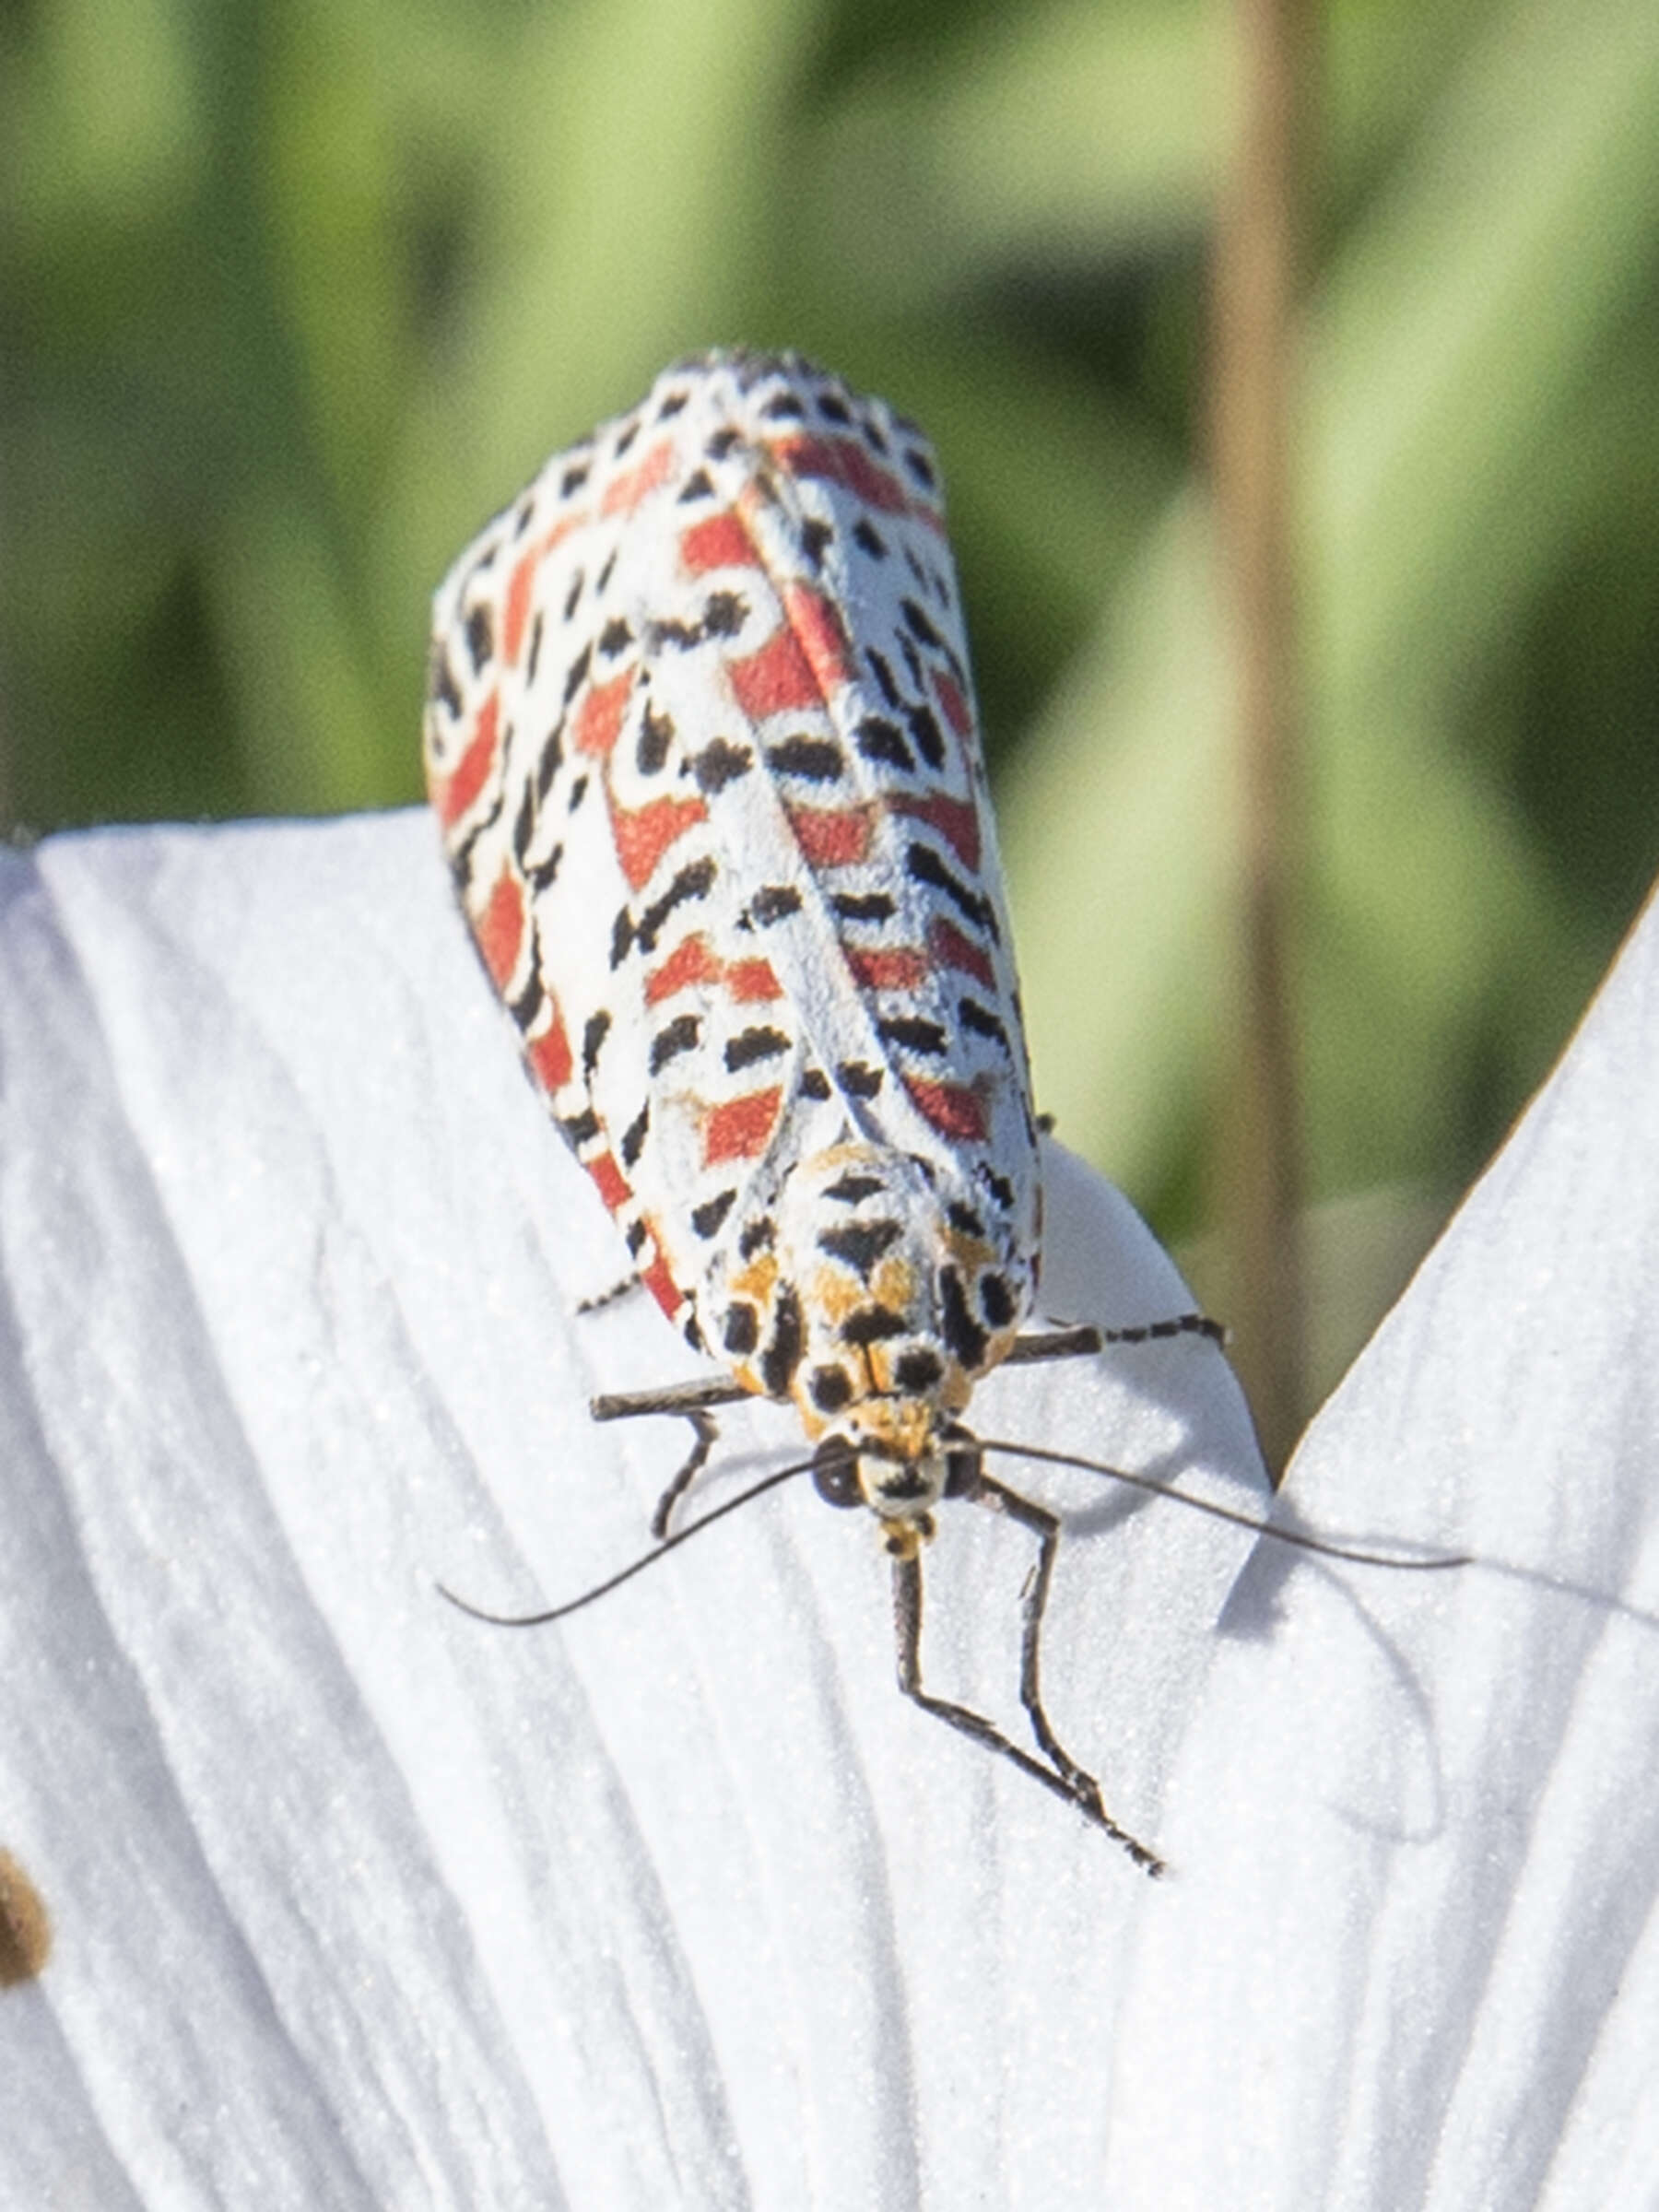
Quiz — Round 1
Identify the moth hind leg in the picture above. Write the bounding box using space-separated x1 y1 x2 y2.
576 1275 644 1315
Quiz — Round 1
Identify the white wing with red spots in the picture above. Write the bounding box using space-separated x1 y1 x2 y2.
423 351 1040 1376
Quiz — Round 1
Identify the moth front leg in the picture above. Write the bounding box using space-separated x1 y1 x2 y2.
589 1377 750 1539
648 1408 719 1539
889 1541 1159 1872
962 1468 1163 1875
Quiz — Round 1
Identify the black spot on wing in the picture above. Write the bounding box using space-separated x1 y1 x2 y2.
691 738 753 794
767 735 843 782
633 857 717 956
905 842 998 941
978 1164 1016 1211
877 1016 947 1057
649 1013 700 1074
865 647 901 710
904 702 946 771
959 997 1010 1050
691 1190 736 1239
701 590 747 639
512 774 536 864
836 1061 884 1099
900 597 943 652
637 701 675 775
535 721 565 801
509 962 544 1033
832 891 895 925
855 716 912 774
748 886 802 927
620 1101 650 1169
725 1026 790 1072
429 646 462 717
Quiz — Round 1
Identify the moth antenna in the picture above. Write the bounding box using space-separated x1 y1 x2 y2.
975 1438 1469 1571
439 1455 818 1629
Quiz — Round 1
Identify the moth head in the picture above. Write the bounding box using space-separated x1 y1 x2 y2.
809 1418 978 1552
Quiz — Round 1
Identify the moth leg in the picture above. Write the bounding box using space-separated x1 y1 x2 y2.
649 1409 720 1541
587 1377 751 1538
1096 1312 1226 1350
577 1276 642 1315
889 1544 1162 1875
959 1467 1164 1877
891 1550 1085 1821
1001 1314 1226 1371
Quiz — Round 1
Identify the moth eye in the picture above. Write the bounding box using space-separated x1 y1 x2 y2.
812 1443 861 1510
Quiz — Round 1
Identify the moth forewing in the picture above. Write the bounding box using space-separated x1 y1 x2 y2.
426 350 1237 1865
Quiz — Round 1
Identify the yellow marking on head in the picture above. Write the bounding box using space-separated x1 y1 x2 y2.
850 1395 935 1461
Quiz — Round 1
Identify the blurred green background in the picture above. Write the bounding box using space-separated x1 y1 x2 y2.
4 0 1656 1401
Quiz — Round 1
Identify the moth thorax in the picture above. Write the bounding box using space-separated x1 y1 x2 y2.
768 1141 1028 1455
